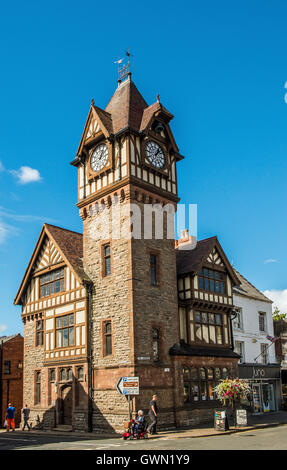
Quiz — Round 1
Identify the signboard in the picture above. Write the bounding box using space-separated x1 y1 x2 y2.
214 410 229 431
236 409 248 427
116 377 139 395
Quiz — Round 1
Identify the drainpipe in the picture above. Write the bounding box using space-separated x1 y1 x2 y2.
84 281 93 432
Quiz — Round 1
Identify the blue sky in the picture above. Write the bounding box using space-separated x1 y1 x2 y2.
1 0 287 335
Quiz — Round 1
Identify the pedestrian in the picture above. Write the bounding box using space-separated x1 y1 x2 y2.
6 403 16 432
133 410 146 438
147 394 158 435
22 404 31 431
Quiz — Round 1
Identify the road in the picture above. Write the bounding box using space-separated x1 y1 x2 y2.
0 425 286 450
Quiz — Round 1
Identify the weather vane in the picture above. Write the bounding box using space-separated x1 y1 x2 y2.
114 49 133 84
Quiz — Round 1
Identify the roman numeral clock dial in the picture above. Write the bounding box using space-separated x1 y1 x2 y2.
90 143 109 172
145 141 166 169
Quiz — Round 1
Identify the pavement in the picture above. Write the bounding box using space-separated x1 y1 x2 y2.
1 410 287 441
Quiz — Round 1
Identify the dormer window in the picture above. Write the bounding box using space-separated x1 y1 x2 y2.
198 268 225 294
39 268 65 297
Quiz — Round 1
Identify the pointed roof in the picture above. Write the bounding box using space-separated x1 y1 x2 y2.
176 236 240 285
233 269 272 303
14 224 90 305
105 78 148 134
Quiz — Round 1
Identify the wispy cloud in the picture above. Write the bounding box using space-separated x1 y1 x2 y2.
0 220 18 245
264 259 278 264
264 289 287 313
0 161 4 172
0 324 7 334
10 166 42 184
0 208 56 224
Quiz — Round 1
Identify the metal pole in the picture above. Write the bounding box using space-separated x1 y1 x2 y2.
128 395 131 420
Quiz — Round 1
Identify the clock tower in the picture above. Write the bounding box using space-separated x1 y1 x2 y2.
71 71 184 431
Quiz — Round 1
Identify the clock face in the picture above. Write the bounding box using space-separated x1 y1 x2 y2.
90 143 109 172
145 141 166 169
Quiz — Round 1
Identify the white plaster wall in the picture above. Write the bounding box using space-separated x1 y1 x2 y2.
233 294 276 364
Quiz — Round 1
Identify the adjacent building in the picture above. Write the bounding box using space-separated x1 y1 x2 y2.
273 319 287 407
14 71 248 433
232 271 281 413
0 334 24 427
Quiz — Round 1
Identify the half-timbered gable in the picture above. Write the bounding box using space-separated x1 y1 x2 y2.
14 224 91 430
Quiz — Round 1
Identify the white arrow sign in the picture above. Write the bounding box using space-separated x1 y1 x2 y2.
116 377 139 395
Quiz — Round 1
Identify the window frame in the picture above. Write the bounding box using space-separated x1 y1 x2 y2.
39 267 65 298
183 366 230 405
103 243 111 277
259 312 266 332
103 320 113 357
233 307 243 330
35 370 41 405
191 310 226 346
3 360 11 375
35 319 44 346
198 267 226 295
55 313 75 349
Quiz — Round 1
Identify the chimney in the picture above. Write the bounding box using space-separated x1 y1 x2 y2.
175 229 197 250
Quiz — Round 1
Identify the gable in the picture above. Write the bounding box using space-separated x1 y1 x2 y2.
76 105 112 158
34 236 63 272
206 248 225 267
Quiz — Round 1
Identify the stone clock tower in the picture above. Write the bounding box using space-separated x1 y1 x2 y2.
71 70 184 431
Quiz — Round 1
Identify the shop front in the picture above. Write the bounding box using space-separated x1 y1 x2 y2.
238 364 281 413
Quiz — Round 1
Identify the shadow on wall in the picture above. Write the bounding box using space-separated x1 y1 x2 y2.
28 375 118 435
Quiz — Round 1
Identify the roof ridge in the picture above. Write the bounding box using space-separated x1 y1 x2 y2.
233 268 272 302
44 223 83 237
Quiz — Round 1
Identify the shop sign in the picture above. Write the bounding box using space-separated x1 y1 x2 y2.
236 409 248 427
214 410 229 431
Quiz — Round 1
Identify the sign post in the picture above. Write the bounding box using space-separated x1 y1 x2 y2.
116 377 139 420
235 409 248 427
214 410 229 431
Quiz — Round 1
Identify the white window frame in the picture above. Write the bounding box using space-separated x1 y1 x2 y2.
235 340 245 363
259 312 266 333
233 307 243 330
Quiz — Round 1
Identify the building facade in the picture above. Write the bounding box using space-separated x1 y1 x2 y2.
232 271 281 413
273 319 287 407
0 334 24 427
15 73 241 432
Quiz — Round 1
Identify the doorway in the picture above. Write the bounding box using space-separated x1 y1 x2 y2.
61 385 73 425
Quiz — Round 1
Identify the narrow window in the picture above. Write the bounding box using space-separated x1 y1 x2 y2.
261 343 268 364
4 360 11 374
67 368 73 381
35 371 41 404
104 321 112 356
50 369 55 382
103 244 111 276
259 312 266 332
36 319 44 346
152 328 160 362
60 369 66 381
77 367 84 381
150 254 157 286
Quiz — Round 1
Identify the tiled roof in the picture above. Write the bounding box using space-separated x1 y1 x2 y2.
105 78 148 134
0 334 22 344
176 236 240 285
45 224 90 282
176 237 218 275
232 269 272 304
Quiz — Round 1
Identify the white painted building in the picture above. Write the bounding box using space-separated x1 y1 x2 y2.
232 270 281 413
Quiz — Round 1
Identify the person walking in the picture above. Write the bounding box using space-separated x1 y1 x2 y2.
6 403 16 432
22 404 31 431
147 394 158 435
